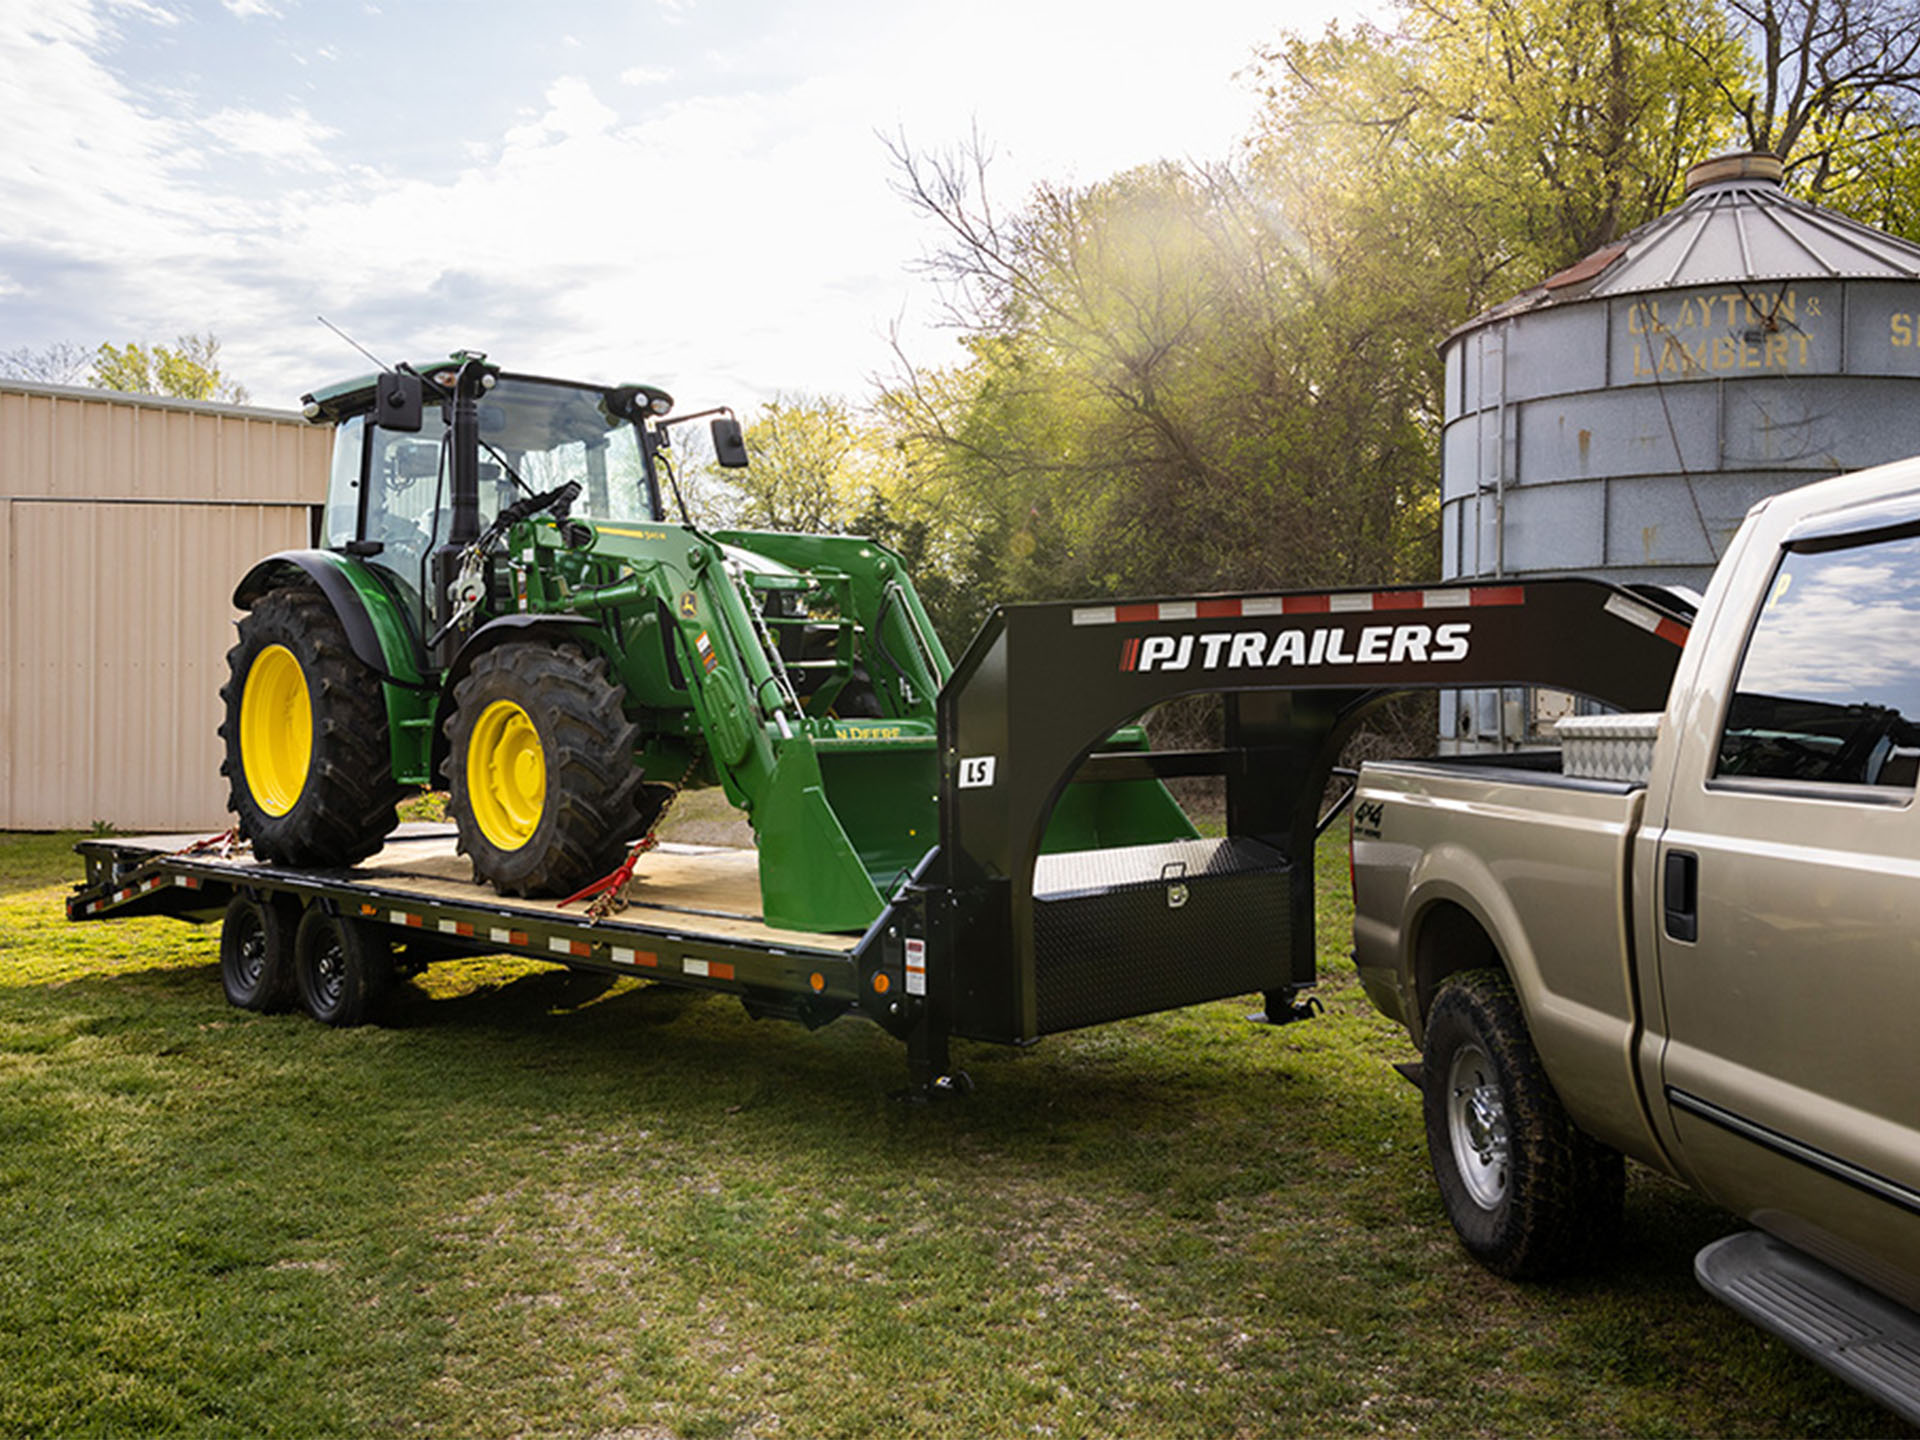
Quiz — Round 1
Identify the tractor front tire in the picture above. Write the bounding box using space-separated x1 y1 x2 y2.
445 643 643 897
219 586 404 868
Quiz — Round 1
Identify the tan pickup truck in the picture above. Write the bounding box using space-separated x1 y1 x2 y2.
1351 457 1920 1423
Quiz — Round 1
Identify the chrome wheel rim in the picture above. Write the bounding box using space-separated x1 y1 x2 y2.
1447 1041 1510 1210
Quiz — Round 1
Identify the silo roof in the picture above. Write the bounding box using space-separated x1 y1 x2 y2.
1453 152 1920 338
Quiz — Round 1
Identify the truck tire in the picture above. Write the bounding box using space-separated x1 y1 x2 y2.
444 642 642 897
1422 968 1623 1278
219 586 403 868
219 891 298 1012
294 907 392 1026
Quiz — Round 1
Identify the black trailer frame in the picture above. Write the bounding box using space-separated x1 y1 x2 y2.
70 577 1689 1093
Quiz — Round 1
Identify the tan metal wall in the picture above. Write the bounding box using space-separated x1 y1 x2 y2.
1 383 331 830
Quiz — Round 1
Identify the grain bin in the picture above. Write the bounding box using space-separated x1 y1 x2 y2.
1440 151 1920 746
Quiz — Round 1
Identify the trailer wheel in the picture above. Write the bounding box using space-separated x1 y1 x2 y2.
220 586 403 868
445 643 642 896
294 907 393 1027
1422 968 1622 1278
219 892 298 1012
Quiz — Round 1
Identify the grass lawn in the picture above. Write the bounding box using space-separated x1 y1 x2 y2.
0 828 1904 1438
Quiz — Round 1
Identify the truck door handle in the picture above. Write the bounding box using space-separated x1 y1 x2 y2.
1664 851 1698 942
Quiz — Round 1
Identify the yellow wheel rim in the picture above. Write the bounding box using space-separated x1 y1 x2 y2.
467 699 545 851
239 644 312 817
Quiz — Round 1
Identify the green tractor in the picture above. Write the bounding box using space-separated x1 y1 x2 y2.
221 352 1191 935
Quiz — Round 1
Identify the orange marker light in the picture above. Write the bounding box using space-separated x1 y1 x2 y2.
872 972 891 995
809 972 826 993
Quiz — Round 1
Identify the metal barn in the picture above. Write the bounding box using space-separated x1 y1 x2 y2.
0 382 329 830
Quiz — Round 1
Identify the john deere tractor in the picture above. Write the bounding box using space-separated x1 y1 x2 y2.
221 352 1192 934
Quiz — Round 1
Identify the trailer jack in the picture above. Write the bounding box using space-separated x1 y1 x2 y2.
1248 989 1324 1027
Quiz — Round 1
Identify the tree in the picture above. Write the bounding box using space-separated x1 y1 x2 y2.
0 341 95 386
879 138 1442 628
728 394 883 535
91 333 250 405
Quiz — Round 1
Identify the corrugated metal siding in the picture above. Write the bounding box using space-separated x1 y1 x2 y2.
0 387 323 503
1 384 330 830
4 500 315 829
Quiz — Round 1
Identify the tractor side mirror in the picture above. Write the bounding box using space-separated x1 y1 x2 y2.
711 416 749 469
375 371 423 432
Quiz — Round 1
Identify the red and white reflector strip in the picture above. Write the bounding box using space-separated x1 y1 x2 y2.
436 919 477 938
682 957 736 981
549 936 593 958
611 946 659 968
1604 593 1690 647
1072 586 1524 627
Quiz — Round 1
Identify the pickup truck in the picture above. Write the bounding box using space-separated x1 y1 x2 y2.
1351 456 1920 1423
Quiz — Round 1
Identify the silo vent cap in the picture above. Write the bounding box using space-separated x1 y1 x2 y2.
1685 152 1785 193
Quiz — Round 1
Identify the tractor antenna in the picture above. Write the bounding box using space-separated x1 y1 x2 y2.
316 315 391 373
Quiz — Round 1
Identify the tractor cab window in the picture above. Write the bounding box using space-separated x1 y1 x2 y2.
482 377 652 524
363 405 452 599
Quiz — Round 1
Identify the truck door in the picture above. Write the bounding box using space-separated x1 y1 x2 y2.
1653 520 1920 1303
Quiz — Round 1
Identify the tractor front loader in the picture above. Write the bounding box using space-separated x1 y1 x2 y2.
220 354 1192 935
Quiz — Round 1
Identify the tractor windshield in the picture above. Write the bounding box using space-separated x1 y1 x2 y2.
481 377 653 523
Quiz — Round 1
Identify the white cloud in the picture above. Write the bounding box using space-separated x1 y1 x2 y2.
202 107 338 169
0 0 1378 409
220 0 277 17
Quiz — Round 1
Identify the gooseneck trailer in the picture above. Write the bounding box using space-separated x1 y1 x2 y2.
71 575 1689 1093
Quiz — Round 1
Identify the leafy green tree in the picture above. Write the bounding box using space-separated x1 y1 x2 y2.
91 333 250 405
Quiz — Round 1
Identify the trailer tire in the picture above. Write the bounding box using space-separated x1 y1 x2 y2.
1422 968 1623 1278
444 642 642 897
219 892 298 1012
294 907 393 1027
220 586 403 868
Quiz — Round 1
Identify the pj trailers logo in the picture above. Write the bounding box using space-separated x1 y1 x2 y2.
1072 587 1526 673
1119 621 1471 673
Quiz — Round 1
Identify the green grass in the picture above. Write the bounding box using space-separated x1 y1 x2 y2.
0 832 1904 1438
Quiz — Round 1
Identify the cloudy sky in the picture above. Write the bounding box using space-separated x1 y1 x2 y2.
3 0 1370 413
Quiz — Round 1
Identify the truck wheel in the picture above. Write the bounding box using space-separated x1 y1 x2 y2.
219 586 403 868
1422 968 1623 1278
445 643 642 897
219 892 298 1012
294 907 392 1026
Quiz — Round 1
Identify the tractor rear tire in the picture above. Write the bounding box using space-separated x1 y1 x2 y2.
219 586 404 868
444 643 643 897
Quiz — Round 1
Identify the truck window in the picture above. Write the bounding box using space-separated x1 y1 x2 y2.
1715 533 1920 792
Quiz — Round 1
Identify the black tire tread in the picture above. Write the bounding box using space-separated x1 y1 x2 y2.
444 643 643 897
218 892 299 1012
293 907 393 1027
1422 967 1624 1279
218 586 404 868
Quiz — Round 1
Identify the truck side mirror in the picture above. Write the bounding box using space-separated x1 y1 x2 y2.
375 371 423 432
711 416 750 469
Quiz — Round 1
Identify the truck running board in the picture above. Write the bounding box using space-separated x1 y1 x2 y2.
1696 1230 1920 1424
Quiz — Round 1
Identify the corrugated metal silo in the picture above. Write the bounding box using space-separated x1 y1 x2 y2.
1439 151 1920 745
